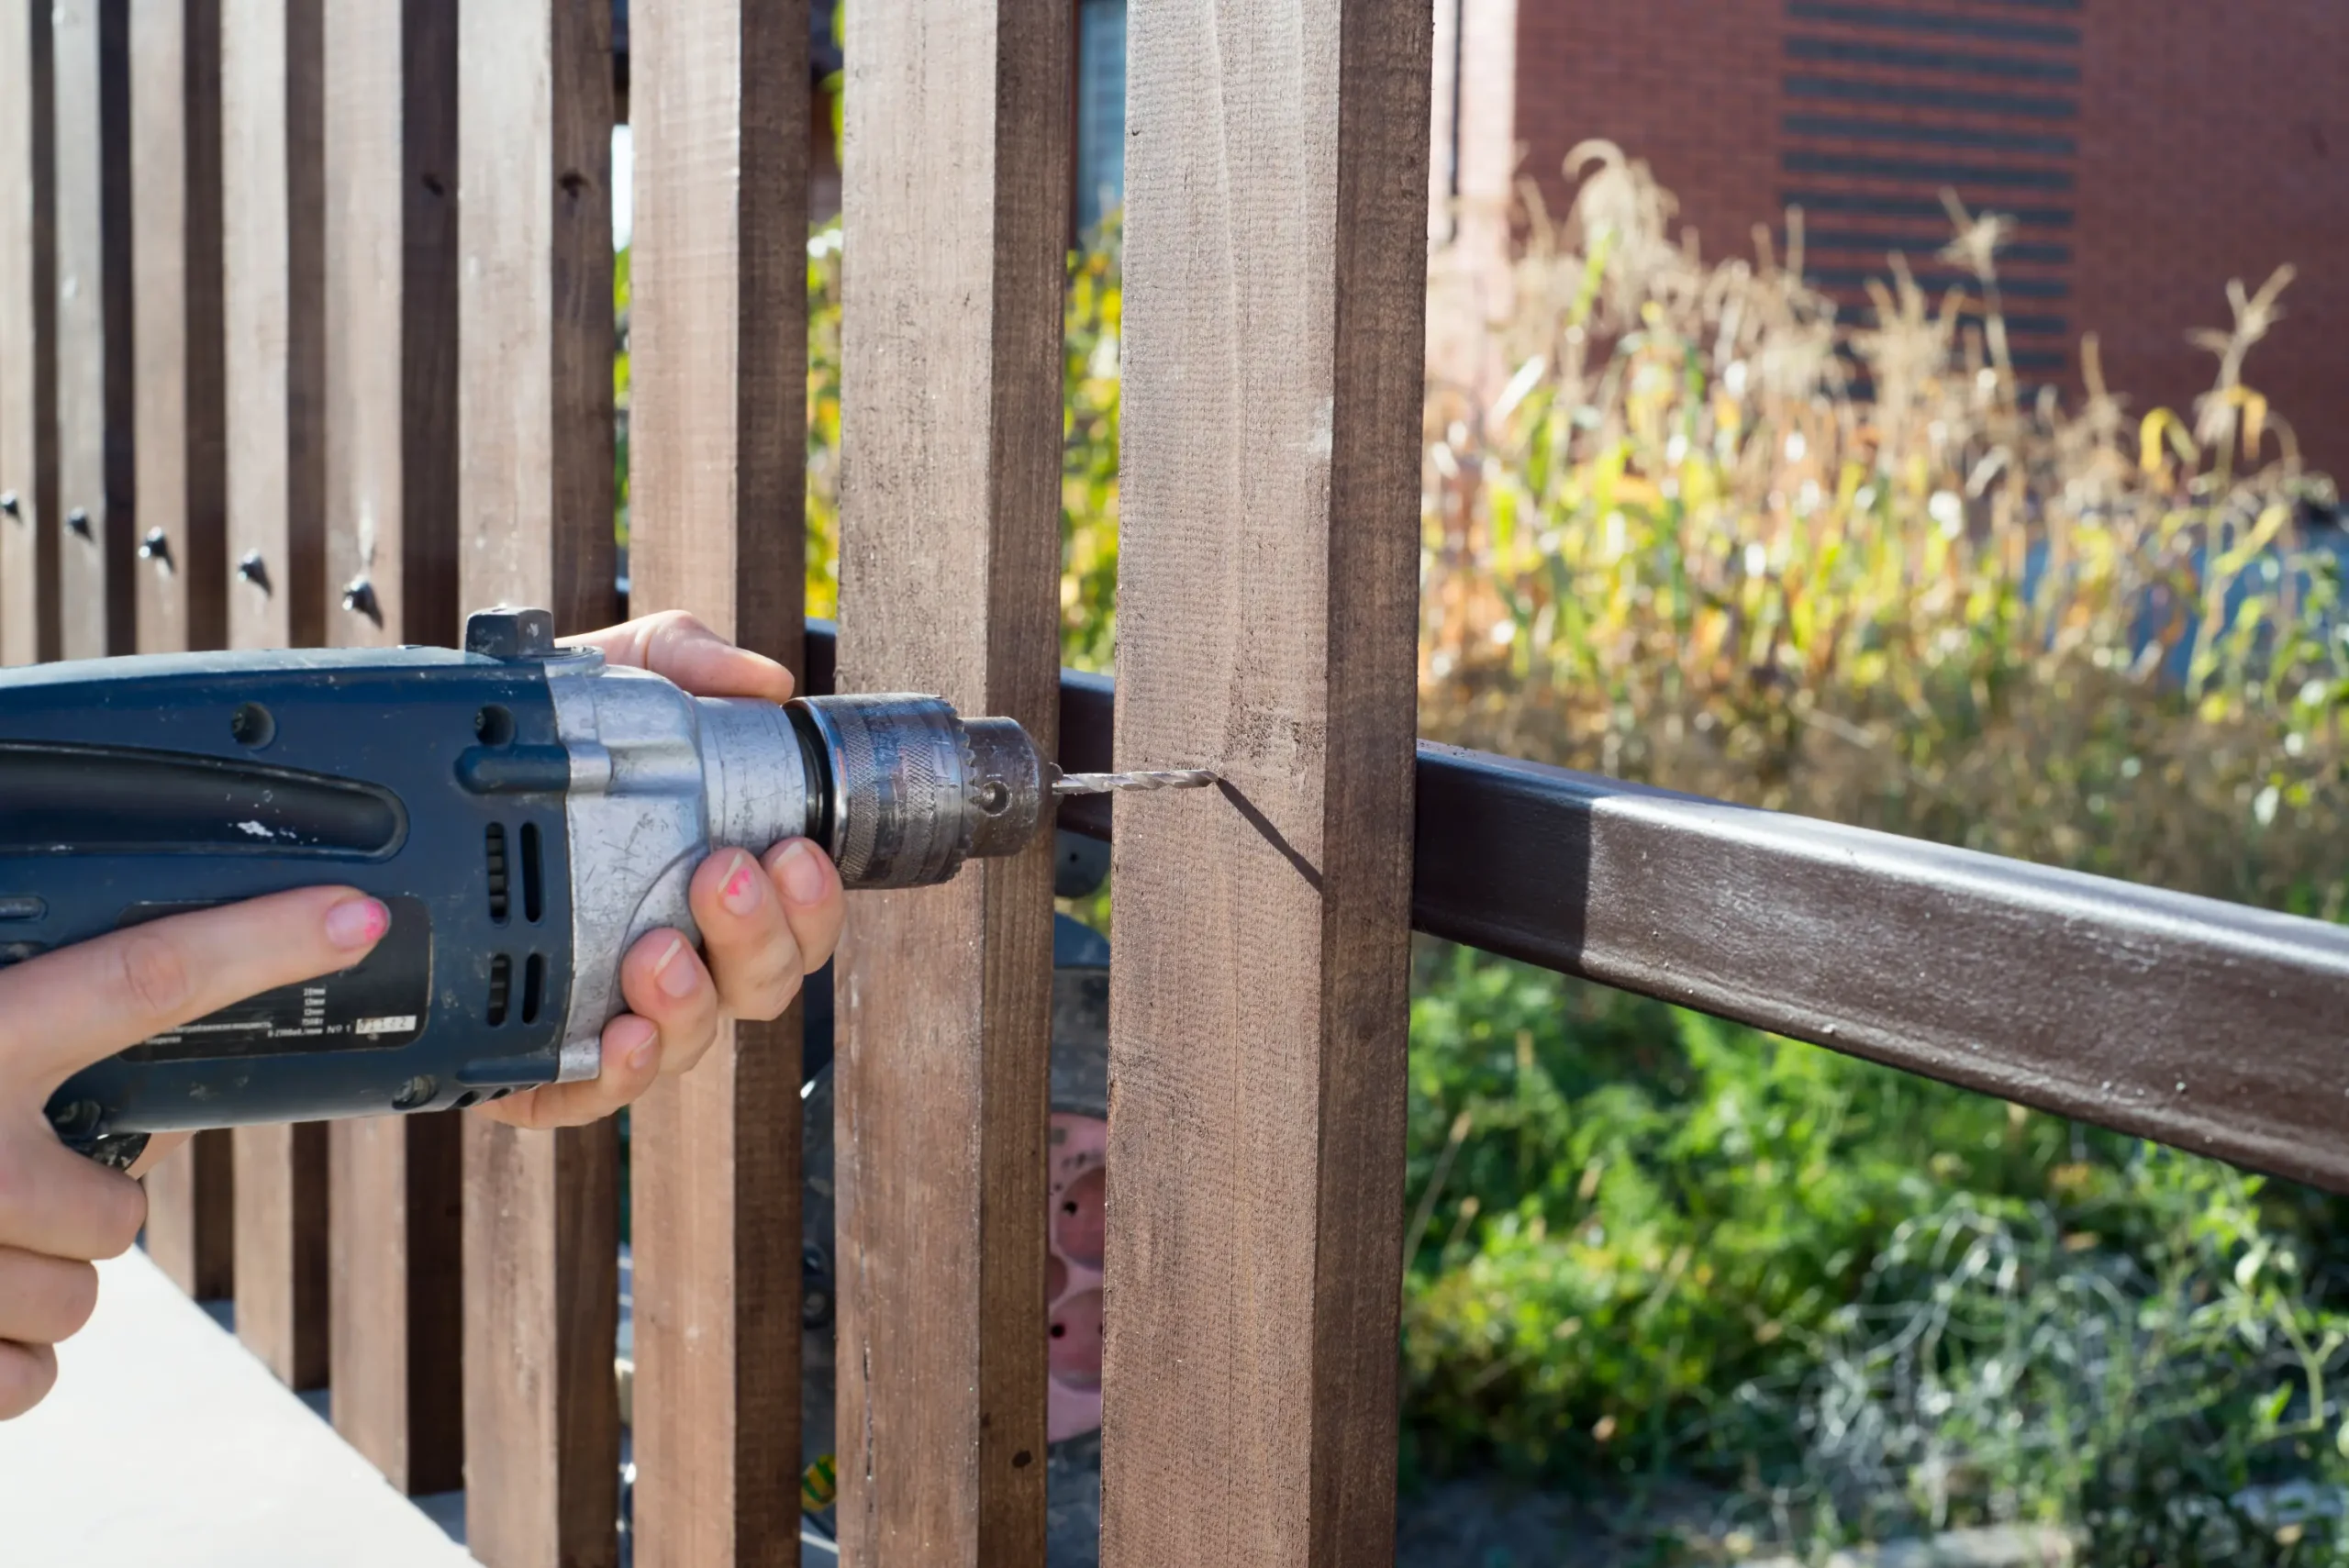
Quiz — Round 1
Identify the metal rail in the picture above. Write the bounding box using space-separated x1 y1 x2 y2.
804 625 2349 1193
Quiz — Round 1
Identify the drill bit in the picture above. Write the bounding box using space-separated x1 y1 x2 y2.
1052 767 1220 796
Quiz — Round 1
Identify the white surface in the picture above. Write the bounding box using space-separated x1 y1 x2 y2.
0 1247 477 1566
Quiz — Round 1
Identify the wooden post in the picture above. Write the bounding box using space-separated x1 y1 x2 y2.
143 1129 233 1299
1098 0 1431 1562
625 0 807 1562
53 0 133 661
0 0 58 665
128 0 226 657
321 0 462 1491
833 0 1070 1559
457 0 619 1562
222 0 328 1389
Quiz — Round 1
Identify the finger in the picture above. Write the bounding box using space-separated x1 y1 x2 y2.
0 1248 98 1345
689 850 804 1024
473 1014 660 1131
562 611 796 702
0 1121 147 1261
767 840 846 977
123 1130 193 1183
0 886 389 1093
617 926 723 1077
0 1340 56 1421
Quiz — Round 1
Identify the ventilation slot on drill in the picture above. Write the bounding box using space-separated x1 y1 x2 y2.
520 823 543 924
521 954 545 1026
486 954 512 1027
484 825 509 923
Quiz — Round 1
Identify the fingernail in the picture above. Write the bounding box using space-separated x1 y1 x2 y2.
324 896 390 950
653 935 699 998
776 840 827 905
719 851 763 916
614 1016 661 1076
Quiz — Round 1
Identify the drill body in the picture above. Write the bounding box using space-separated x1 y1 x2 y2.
2 608 1045 1158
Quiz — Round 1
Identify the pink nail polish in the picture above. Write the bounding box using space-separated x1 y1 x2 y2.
325 897 389 950
720 851 762 916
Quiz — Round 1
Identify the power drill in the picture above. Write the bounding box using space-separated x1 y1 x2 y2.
1 607 1197 1168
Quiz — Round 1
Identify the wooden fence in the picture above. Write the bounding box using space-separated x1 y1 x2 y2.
6 0 2349 1564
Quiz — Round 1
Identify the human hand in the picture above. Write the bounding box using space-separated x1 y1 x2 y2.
473 612 847 1130
0 887 393 1418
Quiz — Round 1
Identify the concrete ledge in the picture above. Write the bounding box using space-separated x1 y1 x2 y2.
0 1247 475 1566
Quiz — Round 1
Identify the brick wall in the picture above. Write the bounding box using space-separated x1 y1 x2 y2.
1495 0 2349 473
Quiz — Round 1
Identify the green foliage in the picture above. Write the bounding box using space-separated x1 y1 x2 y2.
1400 948 2349 1561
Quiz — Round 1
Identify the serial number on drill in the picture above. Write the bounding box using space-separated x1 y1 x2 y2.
121 896 433 1062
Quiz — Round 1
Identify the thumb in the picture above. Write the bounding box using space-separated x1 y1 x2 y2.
563 610 796 702
0 887 390 1097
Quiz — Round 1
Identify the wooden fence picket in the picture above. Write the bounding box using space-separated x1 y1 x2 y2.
0 0 57 666
1100 0 1432 1562
455 0 621 1560
320 0 464 1496
625 0 812 1562
52 0 132 662
220 0 330 1392
832 0 1073 1557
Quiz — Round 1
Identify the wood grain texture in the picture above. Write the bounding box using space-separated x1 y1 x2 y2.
457 3 618 1562
323 0 456 651
0 0 58 664
833 0 1070 1559
232 1119 329 1387
330 1111 463 1493
319 0 462 1497
454 0 615 635
53 0 133 660
626 0 807 1562
144 1128 233 1298
221 0 323 650
1097 0 1431 1562
129 0 226 657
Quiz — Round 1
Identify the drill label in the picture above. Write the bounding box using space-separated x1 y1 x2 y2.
119 895 434 1062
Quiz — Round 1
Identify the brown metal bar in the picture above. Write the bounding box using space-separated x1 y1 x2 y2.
1409 745 2349 1194
625 0 811 1560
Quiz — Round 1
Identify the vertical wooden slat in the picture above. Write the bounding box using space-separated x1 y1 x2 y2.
457 0 619 1562
1098 0 1431 1562
233 1120 330 1387
833 0 1071 1559
221 0 323 651
627 0 808 1562
54 0 133 660
129 0 230 1299
129 0 226 657
222 0 329 1388
0 0 58 664
144 1128 233 1298
322 0 462 1496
